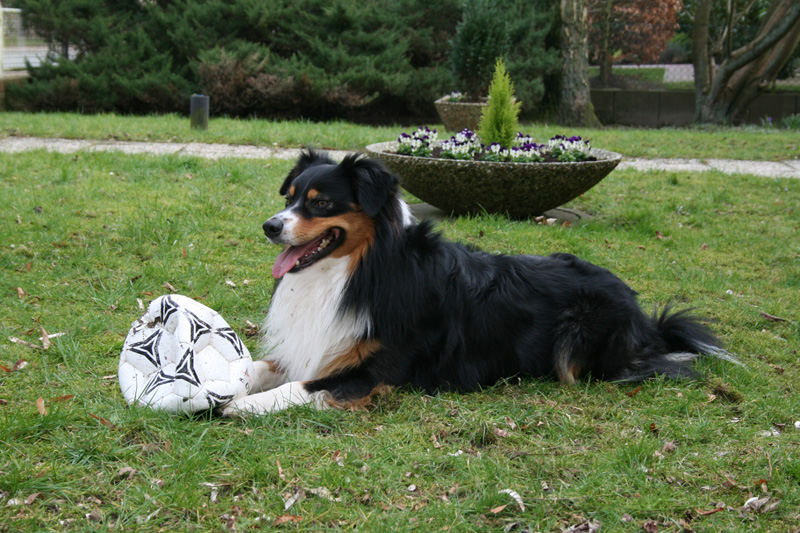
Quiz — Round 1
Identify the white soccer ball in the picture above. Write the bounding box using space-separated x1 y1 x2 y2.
118 294 254 414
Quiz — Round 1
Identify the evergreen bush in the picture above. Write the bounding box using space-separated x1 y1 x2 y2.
478 58 520 148
502 0 560 116
8 0 459 120
446 0 559 115
449 0 509 101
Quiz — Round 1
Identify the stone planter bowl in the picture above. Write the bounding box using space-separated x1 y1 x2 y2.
433 95 487 132
365 141 622 219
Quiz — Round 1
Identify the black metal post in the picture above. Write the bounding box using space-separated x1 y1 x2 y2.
190 94 209 130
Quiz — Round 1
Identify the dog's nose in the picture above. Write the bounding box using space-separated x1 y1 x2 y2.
263 218 283 239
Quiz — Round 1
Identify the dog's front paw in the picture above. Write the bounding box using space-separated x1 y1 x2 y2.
221 402 244 418
219 381 321 417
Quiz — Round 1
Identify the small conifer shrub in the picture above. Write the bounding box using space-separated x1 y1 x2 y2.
478 58 520 149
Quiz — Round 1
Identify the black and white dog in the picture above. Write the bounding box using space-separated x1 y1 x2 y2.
223 150 736 416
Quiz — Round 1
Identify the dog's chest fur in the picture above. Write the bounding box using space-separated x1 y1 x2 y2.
262 256 370 381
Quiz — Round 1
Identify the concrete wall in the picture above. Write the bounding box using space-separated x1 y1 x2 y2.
591 89 800 126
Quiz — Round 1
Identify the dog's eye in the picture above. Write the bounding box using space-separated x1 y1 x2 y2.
311 199 332 210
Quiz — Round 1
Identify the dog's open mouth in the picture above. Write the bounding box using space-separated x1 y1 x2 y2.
272 227 344 278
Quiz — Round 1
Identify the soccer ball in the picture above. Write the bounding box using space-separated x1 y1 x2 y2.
118 294 254 414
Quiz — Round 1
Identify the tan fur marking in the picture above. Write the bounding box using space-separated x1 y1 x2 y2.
288 212 375 273
321 339 381 378
325 384 395 411
557 363 580 385
307 188 319 200
288 185 296 198
289 217 340 244
328 211 375 272
265 359 283 375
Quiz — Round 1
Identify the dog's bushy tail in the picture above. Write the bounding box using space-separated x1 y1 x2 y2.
614 307 742 382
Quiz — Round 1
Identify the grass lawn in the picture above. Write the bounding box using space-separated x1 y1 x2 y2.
1 126 799 531
1 111 799 161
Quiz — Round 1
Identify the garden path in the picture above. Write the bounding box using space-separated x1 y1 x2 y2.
0 136 798 179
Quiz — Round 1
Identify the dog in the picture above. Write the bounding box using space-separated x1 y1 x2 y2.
222 150 737 416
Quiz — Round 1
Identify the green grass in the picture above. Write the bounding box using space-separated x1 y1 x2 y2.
1 145 798 531
1 111 799 160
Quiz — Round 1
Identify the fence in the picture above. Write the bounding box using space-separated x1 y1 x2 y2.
592 88 800 126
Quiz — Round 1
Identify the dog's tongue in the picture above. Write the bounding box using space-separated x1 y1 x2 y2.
272 246 304 279
272 240 320 279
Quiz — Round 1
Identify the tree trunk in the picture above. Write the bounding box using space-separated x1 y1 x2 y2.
559 0 602 126
692 0 713 121
694 0 800 124
596 0 614 85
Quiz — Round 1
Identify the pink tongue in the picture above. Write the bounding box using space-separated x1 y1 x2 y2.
272 239 323 279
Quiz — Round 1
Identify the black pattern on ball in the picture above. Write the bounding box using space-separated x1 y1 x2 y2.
205 390 235 409
214 327 246 358
127 330 163 368
160 295 180 324
143 369 176 396
185 309 213 343
174 347 201 386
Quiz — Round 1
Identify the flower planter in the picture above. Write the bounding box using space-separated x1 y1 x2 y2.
365 141 622 219
434 95 487 132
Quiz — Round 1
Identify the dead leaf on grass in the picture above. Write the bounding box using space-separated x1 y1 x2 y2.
759 311 787 322
16 287 26 299
308 486 341 502
219 513 236 531
36 397 47 415
282 488 304 511
40 327 51 350
331 450 345 467
488 504 507 514
117 467 136 480
9 336 42 350
201 482 220 503
276 459 286 481
163 281 177 292
273 514 302 526
89 413 116 429
741 495 779 513
563 519 602 532
51 394 75 403
695 507 724 516
244 320 260 337
498 489 525 511
24 492 41 505
642 519 659 532
626 386 642 397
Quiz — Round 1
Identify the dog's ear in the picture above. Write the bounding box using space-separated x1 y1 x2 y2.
340 154 398 217
279 148 335 195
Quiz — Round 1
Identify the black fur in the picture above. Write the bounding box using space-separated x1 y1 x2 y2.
284 151 733 403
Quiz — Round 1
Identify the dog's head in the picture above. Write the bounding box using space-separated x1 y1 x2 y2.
265 149 405 278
